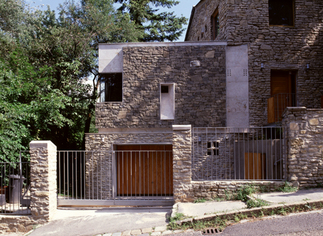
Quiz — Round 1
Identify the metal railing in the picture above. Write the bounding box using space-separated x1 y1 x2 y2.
192 127 285 181
57 150 174 206
0 152 30 215
268 93 296 123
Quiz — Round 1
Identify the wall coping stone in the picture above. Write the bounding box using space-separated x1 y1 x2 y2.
30 140 56 149
172 125 192 131
99 41 227 49
96 128 173 134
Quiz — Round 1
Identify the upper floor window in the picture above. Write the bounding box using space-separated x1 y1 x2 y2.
211 8 219 40
100 73 122 102
269 0 294 26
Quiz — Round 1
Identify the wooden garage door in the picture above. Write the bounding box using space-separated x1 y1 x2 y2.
116 145 173 196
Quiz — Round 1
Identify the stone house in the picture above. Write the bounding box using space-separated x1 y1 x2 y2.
85 0 323 203
185 0 323 126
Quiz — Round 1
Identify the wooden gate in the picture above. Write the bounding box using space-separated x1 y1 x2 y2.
116 145 173 197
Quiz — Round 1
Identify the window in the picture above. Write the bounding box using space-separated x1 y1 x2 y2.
211 8 219 40
269 0 294 26
161 85 169 93
160 83 175 120
207 142 219 156
100 73 122 102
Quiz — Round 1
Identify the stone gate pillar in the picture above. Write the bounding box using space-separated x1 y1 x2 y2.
29 141 57 223
172 125 192 202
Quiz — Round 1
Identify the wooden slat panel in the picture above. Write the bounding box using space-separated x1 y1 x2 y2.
116 145 173 196
244 153 265 180
267 97 275 124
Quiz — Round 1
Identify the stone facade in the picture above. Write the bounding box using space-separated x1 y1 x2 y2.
283 107 323 188
96 43 227 129
30 141 57 222
186 0 323 126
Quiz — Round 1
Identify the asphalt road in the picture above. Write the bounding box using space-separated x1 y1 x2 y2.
170 209 323 236
220 209 323 235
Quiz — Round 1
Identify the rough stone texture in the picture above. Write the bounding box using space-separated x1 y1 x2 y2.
282 107 323 188
85 131 173 199
186 0 323 126
29 141 57 222
190 181 285 201
96 45 226 129
0 141 57 233
0 216 35 234
172 125 192 202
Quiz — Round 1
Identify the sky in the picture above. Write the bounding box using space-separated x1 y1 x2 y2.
26 0 200 42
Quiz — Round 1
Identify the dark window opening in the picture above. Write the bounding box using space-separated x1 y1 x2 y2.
269 0 294 26
205 25 207 32
100 73 122 102
161 85 169 93
207 142 219 156
211 8 219 40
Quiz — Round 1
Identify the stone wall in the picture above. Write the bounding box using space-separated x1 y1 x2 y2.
190 181 285 200
172 125 192 202
96 44 227 129
283 107 323 188
0 141 57 234
30 141 57 222
186 0 323 126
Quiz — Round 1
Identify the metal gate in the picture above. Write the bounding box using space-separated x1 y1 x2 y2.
57 148 174 207
192 126 286 181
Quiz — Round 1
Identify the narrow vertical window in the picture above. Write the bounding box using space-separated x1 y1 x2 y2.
160 83 175 120
211 8 219 40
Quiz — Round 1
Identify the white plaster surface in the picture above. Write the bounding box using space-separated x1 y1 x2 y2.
99 47 123 73
226 45 249 127
160 84 175 120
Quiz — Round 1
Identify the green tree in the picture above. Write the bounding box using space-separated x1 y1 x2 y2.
114 0 187 41
0 48 73 162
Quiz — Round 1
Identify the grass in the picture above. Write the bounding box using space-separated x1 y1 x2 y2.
246 198 269 209
194 198 207 203
279 181 298 193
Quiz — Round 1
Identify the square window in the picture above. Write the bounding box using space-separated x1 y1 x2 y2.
269 0 294 26
161 85 169 93
100 73 122 102
207 142 219 156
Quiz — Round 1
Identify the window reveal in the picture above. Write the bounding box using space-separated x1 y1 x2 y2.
211 8 219 40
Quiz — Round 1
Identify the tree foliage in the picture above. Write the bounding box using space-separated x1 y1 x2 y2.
0 0 186 162
115 0 187 41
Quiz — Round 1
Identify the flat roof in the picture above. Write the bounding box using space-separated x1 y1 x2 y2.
99 41 227 49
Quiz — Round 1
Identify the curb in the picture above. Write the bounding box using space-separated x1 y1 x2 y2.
173 199 323 227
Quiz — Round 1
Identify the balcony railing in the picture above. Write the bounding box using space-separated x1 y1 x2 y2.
267 93 296 124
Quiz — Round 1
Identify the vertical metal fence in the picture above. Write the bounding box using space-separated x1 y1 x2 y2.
192 127 285 181
57 150 174 206
268 93 296 123
0 151 30 215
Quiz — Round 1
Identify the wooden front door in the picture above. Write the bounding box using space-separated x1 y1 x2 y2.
116 145 173 196
268 70 296 123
